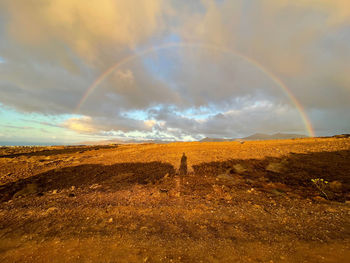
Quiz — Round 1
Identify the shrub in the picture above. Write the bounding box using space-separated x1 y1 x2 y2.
311 178 329 199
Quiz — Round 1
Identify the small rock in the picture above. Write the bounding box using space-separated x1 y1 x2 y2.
266 162 285 173
108 218 113 223
233 164 247 174
89 184 102 189
269 189 284 196
217 174 235 184
247 188 255 193
52 189 58 194
71 186 75 191
329 181 342 192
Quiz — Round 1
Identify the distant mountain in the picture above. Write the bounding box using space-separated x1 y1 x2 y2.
199 133 308 142
199 137 234 142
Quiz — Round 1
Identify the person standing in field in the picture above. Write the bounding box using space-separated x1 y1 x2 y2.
179 152 187 176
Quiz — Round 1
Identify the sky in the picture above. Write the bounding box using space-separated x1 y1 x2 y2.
0 0 349 145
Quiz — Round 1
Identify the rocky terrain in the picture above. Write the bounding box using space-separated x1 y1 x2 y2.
0 138 349 262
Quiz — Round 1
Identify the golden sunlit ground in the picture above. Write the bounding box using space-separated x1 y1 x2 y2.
0 138 350 262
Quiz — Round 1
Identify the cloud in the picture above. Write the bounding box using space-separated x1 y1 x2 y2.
61 115 155 135
147 100 306 139
172 0 350 113
0 0 176 114
0 0 164 63
62 116 97 134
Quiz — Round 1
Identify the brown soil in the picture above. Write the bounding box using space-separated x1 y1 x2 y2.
0 138 350 262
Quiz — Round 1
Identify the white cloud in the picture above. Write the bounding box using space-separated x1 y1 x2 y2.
62 116 97 134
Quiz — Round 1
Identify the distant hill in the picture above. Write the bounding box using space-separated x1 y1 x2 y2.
80 133 308 145
78 139 173 145
199 133 307 142
242 133 307 140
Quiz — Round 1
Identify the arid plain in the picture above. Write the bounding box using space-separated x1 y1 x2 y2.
0 138 349 262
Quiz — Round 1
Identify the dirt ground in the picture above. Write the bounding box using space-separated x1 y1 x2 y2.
0 138 350 262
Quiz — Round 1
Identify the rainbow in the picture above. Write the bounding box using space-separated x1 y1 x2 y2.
75 42 315 137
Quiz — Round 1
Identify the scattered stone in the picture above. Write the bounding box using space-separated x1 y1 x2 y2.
247 188 255 193
52 189 58 194
269 189 284 196
108 218 113 223
233 164 247 174
89 184 102 189
217 174 234 182
329 181 342 192
266 162 285 173
71 186 76 191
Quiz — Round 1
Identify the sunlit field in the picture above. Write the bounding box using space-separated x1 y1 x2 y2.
1 137 349 262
